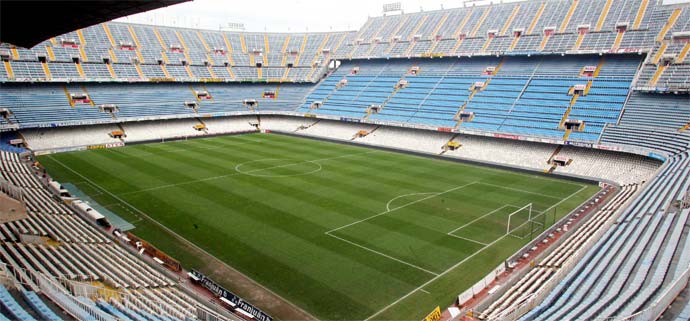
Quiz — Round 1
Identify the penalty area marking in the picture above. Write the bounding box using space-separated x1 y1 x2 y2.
234 158 323 178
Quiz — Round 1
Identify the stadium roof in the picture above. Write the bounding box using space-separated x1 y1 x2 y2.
0 0 190 49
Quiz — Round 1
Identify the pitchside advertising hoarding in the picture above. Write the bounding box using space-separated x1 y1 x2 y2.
422 306 441 321
188 270 273 321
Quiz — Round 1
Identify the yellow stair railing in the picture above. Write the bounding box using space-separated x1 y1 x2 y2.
76 63 85 78
509 36 521 51
281 35 291 53
207 65 216 78
81 86 95 106
45 46 56 61
312 34 330 65
633 0 650 29
63 86 74 107
409 15 428 41
197 31 211 51
470 7 491 38
128 26 142 48
333 33 347 55
431 12 449 39
41 62 52 80
76 29 86 46
527 3 546 35
184 65 194 78
559 94 578 128
481 37 493 52
649 65 667 86
592 57 605 78
501 5 521 36
595 0 613 32
239 34 247 53
678 123 690 133
10 48 20 60
106 64 116 78
257 67 263 79
652 43 668 65
133 63 145 79
559 0 579 33
160 64 172 78
562 128 572 141
294 34 308 65
79 46 88 62
539 34 551 51
226 66 235 79
222 33 234 53
102 23 116 46
108 48 118 63
572 33 585 50
676 43 690 63
451 38 465 54
612 31 624 51
454 12 470 41
657 9 681 42
264 34 270 54
4 61 14 79
390 16 409 42
153 27 168 50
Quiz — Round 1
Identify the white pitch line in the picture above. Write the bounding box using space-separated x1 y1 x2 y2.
326 181 479 234
385 192 437 212
326 232 439 276
536 184 590 216
446 234 489 246
45 154 319 319
118 150 378 196
363 185 592 321
477 182 564 199
447 205 514 234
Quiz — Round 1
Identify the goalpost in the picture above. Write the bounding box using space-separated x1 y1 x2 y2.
506 203 543 238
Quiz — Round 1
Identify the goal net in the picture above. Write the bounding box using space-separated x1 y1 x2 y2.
506 203 542 239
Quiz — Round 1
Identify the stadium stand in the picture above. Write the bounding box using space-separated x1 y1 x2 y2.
0 151 230 321
1 0 690 320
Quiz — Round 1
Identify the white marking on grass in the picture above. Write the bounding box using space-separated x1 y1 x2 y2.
118 150 377 196
385 192 437 212
325 182 478 276
74 181 103 196
326 232 439 276
477 182 564 199
327 181 478 234
45 154 318 320
447 205 514 235
363 184 592 321
419 289 430 294
234 158 323 178
154 139 263 154
445 234 489 246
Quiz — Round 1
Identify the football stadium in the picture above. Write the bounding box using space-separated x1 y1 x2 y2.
0 0 689 321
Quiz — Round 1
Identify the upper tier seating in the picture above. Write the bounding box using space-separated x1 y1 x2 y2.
2 0 689 84
300 55 640 143
0 83 311 128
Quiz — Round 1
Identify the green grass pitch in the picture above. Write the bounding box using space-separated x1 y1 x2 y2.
37 133 599 321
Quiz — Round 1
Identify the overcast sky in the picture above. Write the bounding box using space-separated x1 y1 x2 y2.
115 0 690 33
115 0 521 32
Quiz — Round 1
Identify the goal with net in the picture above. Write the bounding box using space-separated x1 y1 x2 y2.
506 203 544 239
